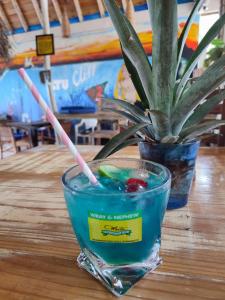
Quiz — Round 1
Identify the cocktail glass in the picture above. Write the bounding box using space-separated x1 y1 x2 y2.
62 158 171 296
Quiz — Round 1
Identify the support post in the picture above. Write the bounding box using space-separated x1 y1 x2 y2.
40 0 58 113
40 0 59 144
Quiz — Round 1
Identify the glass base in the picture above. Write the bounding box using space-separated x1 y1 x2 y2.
77 245 162 297
167 194 188 210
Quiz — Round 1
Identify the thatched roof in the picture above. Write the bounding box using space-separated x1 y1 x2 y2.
0 20 10 60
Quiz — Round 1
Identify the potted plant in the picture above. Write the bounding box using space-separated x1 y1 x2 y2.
94 0 225 209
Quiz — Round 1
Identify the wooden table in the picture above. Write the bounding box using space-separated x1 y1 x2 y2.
88 129 120 144
56 111 124 122
0 146 225 300
6 121 51 147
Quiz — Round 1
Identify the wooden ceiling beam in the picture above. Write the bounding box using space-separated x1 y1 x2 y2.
30 0 43 26
96 0 105 17
73 0 83 22
57 0 71 37
62 5 71 37
11 0 28 32
122 0 127 11
0 3 12 31
126 0 135 25
51 0 63 24
60 0 71 37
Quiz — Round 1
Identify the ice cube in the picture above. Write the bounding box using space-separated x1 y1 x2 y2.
130 168 149 179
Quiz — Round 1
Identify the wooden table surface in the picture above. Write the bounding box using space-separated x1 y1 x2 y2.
0 146 225 300
55 111 124 122
6 121 50 129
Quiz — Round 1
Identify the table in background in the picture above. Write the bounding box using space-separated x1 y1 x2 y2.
0 146 224 300
6 121 51 147
55 111 124 122
56 111 125 144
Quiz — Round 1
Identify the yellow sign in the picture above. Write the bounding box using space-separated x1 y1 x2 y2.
36 34 55 56
88 211 142 243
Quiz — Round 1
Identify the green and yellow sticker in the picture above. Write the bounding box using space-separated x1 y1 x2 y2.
88 211 142 243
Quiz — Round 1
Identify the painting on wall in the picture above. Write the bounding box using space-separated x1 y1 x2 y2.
1 7 199 69
0 60 124 121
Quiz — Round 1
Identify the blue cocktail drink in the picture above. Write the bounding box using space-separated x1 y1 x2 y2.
62 158 171 296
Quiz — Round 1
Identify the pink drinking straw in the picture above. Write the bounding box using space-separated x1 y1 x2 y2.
18 68 98 185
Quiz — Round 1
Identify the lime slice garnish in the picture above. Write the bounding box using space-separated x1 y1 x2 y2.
98 165 130 181
98 165 120 178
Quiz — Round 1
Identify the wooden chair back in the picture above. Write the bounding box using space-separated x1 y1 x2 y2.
0 126 16 159
201 94 225 146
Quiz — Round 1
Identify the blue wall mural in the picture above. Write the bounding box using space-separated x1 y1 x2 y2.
0 59 124 121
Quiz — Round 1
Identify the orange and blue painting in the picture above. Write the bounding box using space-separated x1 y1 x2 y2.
5 10 199 69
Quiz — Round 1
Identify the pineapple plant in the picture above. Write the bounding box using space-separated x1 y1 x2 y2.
95 0 225 160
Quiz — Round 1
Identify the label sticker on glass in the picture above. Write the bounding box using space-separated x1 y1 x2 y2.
88 211 142 243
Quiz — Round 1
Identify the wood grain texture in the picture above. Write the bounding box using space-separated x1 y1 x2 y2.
0 0 146 30
0 146 225 300
55 111 125 121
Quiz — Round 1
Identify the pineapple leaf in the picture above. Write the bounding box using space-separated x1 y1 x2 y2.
120 44 149 109
94 123 148 160
147 0 177 115
103 108 149 124
104 107 155 139
179 120 225 142
108 137 142 157
172 54 225 135
104 0 154 108
184 89 225 128
102 97 146 120
149 110 171 140
176 12 225 101
179 133 217 144
161 135 179 143
176 0 204 77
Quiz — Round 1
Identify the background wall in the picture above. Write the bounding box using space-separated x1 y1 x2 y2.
0 3 199 121
198 0 220 68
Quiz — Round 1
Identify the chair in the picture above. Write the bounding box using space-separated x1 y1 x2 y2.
75 119 98 144
37 125 55 145
200 90 225 147
0 126 31 159
192 73 225 147
0 126 16 159
60 120 72 136
88 120 120 145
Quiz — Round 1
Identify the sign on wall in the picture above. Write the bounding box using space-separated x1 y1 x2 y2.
35 34 55 56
